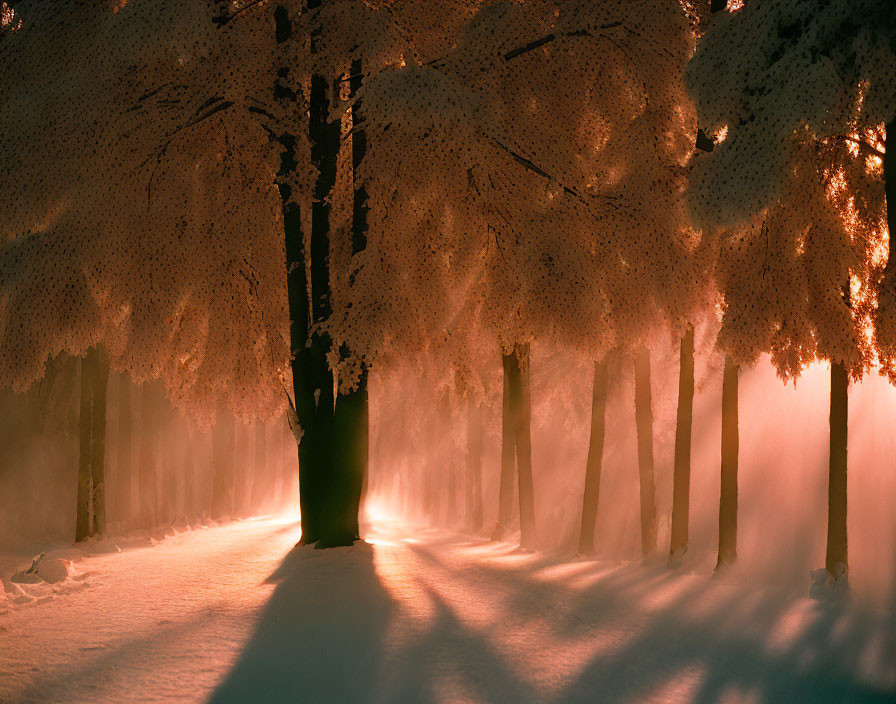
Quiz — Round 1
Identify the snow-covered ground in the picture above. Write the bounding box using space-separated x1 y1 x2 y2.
1 515 895 704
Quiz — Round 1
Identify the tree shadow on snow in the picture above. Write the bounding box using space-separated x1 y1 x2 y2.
209 541 395 704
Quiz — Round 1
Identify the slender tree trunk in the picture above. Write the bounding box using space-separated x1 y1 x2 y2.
669 325 695 563
251 417 267 510
492 351 516 540
183 425 195 521
579 359 608 555
465 399 485 533
76 357 92 542
634 347 658 557
716 355 739 570
211 406 235 520
116 374 132 528
138 383 159 530
89 347 109 536
826 363 849 578
515 344 536 549
75 347 109 541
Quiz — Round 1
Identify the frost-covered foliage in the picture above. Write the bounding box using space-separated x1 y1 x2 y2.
0 0 294 424
327 0 702 391
686 0 895 375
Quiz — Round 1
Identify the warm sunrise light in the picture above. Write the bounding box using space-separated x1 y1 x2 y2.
1 1 894 703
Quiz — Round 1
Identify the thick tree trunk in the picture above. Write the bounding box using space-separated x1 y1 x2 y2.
634 347 657 557
716 355 739 570
115 374 132 527
137 384 159 530
211 406 235 520
578 359 608 555
826 362 849 577
492 351 516 540
886 121 895 247
465 399 485 533
669 325 695 563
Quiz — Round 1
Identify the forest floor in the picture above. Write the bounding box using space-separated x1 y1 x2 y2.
1 514 895 704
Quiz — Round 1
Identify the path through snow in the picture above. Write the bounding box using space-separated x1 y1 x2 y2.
1 516 895 703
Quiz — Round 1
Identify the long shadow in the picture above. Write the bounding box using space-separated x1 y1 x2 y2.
210 542 395 704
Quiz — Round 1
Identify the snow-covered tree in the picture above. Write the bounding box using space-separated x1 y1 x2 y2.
687 0 896 579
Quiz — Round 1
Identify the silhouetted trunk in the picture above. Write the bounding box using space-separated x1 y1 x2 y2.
465 399 484 533
76 346 109 541
634 347 657 557
579 359 608 555
115 374 132 526
669 325 695 563
515 344 536 549
493 350 516 541
826 364 850 579
76 357 92 541
887 121 895 250
138 383 159 530
716 355 739 570
211 406 235 520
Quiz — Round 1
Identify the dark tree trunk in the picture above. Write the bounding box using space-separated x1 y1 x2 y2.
634 347 657 557
492 344 536 547
826 362 849 578
465 399 485 533
492 350 516 541
115 374 132 527
579 359 608 555
669 325 695 563
138 383 159 530
716 355 739 570
515 343 536 549
76 357 92 542
886 121 895 249
76 346 109 541
211 406 235 520
90 348 109 536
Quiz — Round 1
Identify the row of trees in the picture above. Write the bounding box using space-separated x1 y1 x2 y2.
0 0 893 586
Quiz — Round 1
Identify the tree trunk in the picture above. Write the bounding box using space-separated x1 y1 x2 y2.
251 417 267 510
826 362 849 578
89 347 109 537
183 425 195 521
492 350 516 541
76 347 109 541
716 355 739 570
115 374 132 528
138 384 159 530
886 120 895 250
634 347 657 557
211 405 235 520
515 343 536 549
465 398 485 533
669 325 695 563
579 359 608 555
76 356 92 542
